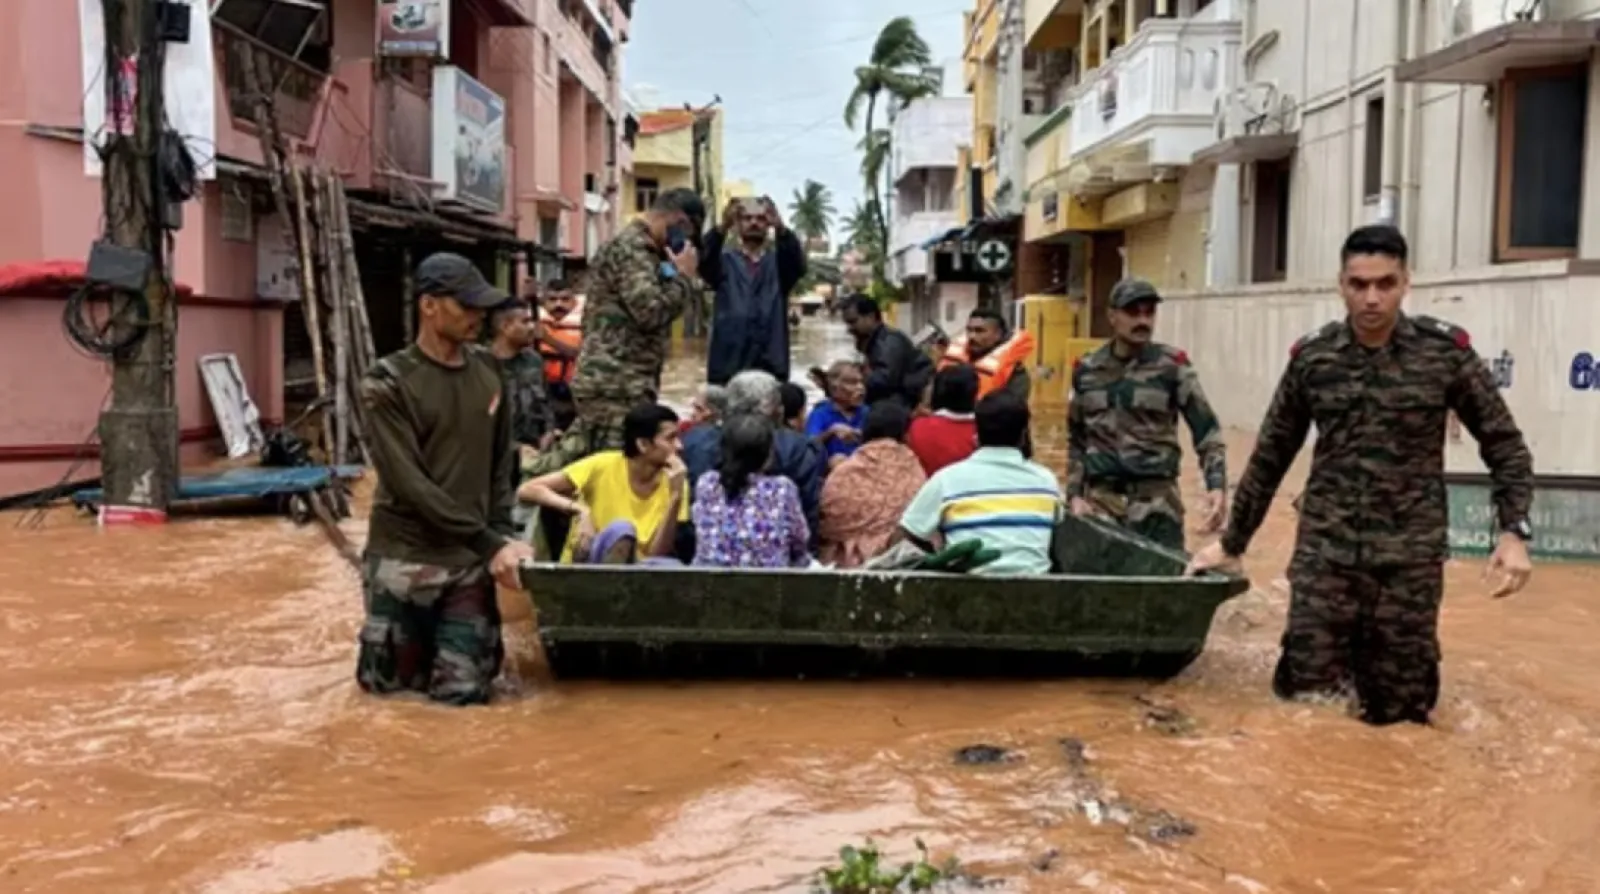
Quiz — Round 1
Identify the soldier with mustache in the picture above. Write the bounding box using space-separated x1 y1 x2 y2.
1065 278 1228 551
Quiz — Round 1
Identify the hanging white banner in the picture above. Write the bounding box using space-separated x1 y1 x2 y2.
77 0 218 180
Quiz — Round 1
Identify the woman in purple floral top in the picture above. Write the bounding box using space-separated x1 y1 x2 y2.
691 414 810 568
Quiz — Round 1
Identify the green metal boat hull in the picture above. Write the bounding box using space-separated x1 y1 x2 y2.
518 515 1250 679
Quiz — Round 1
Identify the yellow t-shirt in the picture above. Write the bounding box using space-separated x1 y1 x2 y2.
559 451 689 563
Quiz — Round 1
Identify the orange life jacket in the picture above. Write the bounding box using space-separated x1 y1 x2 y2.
938 330 1036 399
538 300 583 385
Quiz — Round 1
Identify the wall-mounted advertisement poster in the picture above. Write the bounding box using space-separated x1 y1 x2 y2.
378 0 448 57
431 67 506 214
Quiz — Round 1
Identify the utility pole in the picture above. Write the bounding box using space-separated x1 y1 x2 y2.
98 0 179 518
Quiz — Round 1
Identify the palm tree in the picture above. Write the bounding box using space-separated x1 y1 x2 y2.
843 16 940 268
839 199 883 262
788 180 836 246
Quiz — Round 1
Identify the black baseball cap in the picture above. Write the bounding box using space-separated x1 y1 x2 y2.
1110 278 1162 309
414 252 508 309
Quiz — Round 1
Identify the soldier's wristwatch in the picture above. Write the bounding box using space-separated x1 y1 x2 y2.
1503 519 1533 542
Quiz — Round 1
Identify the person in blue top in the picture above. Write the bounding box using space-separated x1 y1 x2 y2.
805 359 867 468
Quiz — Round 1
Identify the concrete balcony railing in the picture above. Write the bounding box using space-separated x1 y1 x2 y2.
1066 18 1241 168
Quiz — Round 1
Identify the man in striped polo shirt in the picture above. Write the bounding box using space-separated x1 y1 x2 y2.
899 391 1064 575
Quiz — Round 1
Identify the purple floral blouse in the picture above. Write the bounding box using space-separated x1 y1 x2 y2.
691 473 811 568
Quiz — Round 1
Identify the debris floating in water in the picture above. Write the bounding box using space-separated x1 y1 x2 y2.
953 744 1020 765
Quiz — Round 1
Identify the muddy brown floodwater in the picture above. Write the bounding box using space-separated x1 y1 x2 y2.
3 317 1600 893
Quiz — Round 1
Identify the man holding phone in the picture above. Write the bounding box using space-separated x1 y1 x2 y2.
537 188 705 473
701 195 808 386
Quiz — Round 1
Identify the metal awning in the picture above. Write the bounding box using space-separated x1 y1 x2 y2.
919 226 965 250
1191 132 1298 167
1396 20 1600 84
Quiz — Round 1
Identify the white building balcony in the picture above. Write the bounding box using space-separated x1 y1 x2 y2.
890 97 972 184
891 210 962 281
1065 18 1240 183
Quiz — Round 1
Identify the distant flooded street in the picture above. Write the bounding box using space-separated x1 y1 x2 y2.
3 317 1600 893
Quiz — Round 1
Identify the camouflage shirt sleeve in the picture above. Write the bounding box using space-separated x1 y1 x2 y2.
1219 354 1312 557
615 241 696 333
1448 345 1534 529
1065 361 1087 498
1174 357 1227 491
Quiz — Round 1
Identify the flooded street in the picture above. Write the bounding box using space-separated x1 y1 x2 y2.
3 317 1600 893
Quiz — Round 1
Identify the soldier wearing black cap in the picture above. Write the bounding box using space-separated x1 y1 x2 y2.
355 252 534 706
1066 277 1228 551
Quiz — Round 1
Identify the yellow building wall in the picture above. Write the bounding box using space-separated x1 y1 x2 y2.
1124 217 1172 288
721 178 754 208
633 128 693 168
1018 296 1105 406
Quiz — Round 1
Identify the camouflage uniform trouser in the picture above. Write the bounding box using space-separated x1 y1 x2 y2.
1276 549 1443 726
355 554 503 706
525 397 639 477
1085 478 1185 552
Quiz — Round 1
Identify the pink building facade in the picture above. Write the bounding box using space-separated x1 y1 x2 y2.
0 0 632 500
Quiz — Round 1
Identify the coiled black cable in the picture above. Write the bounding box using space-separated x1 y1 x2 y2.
62 282 150 359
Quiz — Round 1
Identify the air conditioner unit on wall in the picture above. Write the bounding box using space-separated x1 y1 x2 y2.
1213 82 1295 140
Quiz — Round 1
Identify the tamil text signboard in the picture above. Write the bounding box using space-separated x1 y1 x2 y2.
431 67 506 215
378 0 448 57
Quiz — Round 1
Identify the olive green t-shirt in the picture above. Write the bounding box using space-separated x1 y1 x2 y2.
361 343 515 567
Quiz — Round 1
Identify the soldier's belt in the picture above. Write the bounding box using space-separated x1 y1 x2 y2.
1086 476 1175 495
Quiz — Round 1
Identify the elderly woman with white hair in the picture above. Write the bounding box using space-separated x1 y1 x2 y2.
677 370 827 560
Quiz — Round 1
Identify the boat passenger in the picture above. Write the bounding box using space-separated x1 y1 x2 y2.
535 278 583 387
938 307 1035 402
906 365 979 476
899 391 1063 576
805 359 867 467
842 296 935 409
680 383 728 435
691 414 810 569
818 401 927 569
517 403 689 564
779 382 808 434
681 370 826 555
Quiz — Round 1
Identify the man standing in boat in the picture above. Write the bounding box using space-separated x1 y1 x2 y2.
1066 278 1228 551
938 307 1034 402
842 297 935 409
535 278 582 389
532 188 704 474
1186 225 1535 726
701 196 807 386
487 296 557 458
357 253 534 706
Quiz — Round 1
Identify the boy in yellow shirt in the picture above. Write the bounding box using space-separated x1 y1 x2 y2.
518 404 689 563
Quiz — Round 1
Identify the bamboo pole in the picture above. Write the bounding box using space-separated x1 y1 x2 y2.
310 171 349 466
288 165 334 461
244 53 333 462
331 184 376 375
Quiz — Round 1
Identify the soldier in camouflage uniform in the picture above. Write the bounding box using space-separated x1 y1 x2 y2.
487 297 557 452
530 188 705 476
357 253 534 706
1188 225 1535 726
1066 278 1228 551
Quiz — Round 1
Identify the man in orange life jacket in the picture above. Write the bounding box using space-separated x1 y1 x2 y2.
535 278 582 430
536 278 582 387
938 307 1035 403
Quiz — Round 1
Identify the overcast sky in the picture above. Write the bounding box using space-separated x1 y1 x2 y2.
623 0 967 231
